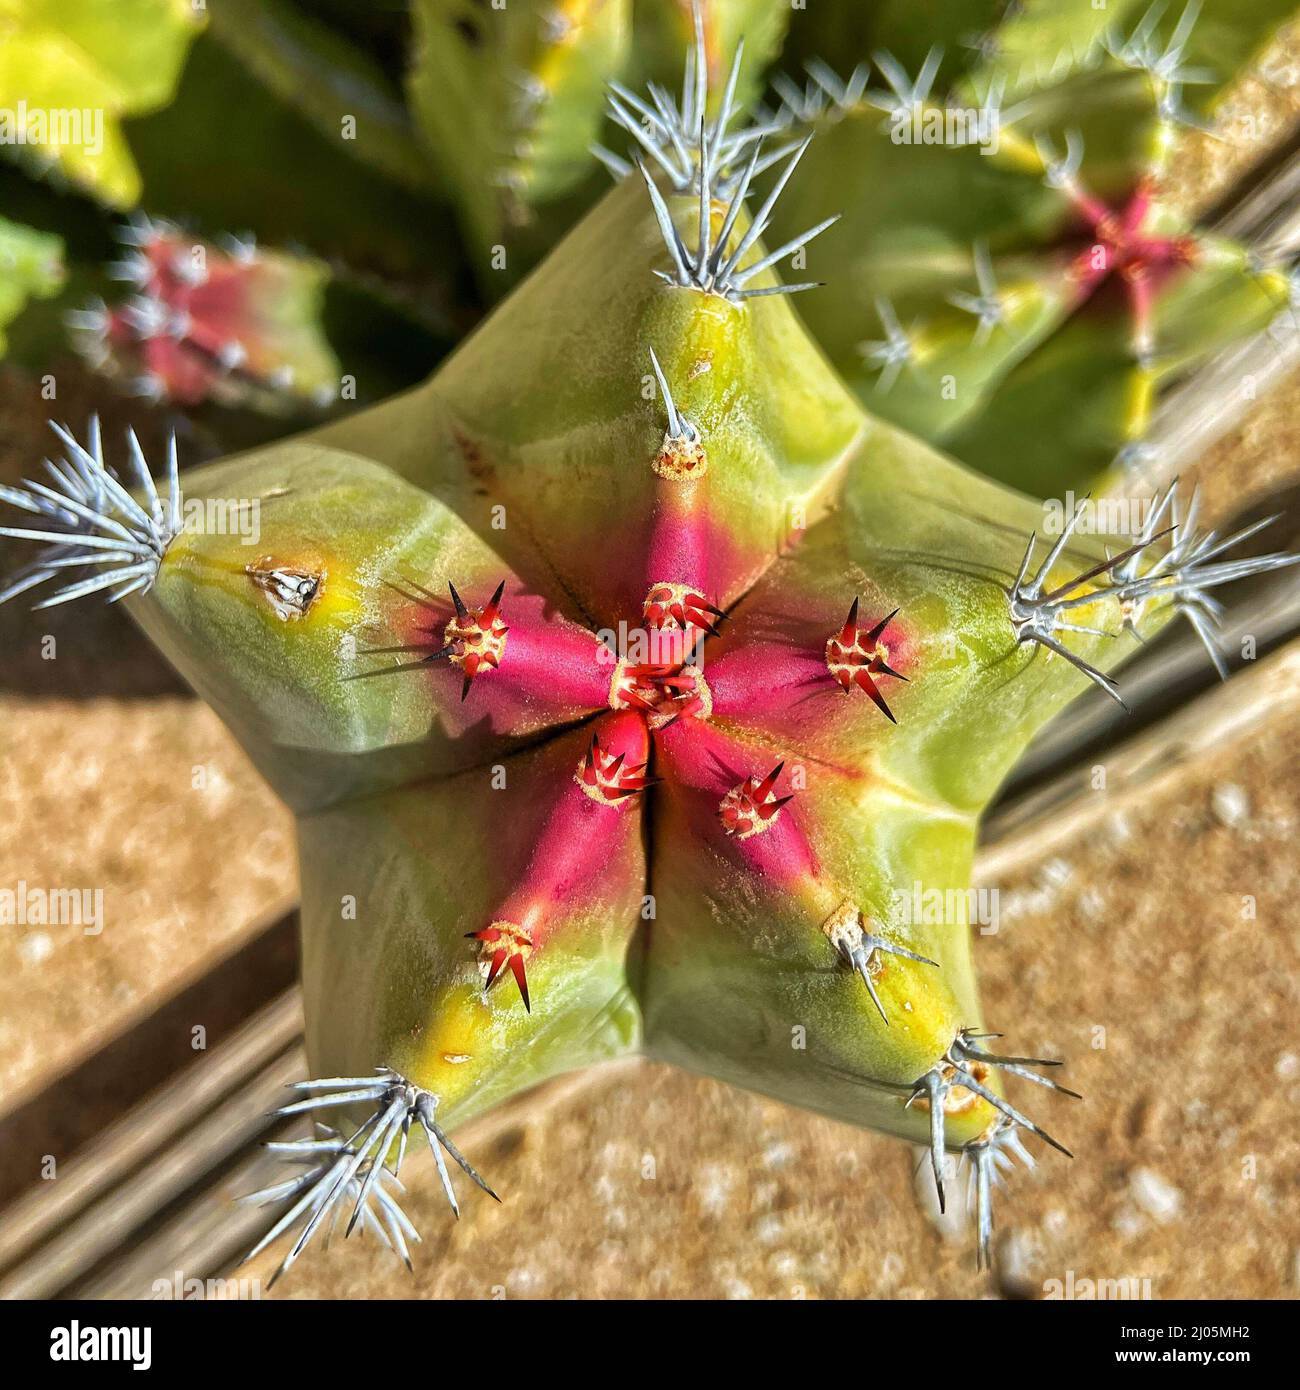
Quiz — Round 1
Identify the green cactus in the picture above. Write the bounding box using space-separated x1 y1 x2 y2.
406 0 791 287
0 1 1295 1303
66 217 340 412
4 17 1294 1284
753 0 1297 495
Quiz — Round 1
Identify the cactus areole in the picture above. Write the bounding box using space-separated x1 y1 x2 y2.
2 12 1296 1289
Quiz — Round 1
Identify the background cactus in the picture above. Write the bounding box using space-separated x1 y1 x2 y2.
68 218 339 410
1 0 1293 464
754 0 1299 496
0 0 1297 1292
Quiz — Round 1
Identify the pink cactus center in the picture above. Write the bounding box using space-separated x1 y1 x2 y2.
418 569 906 1011
1065 180 1198 351
1071 182 1197 287
398 374 912 1014
609 657 713 725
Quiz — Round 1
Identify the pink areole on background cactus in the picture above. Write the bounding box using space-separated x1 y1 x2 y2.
69 217 339 411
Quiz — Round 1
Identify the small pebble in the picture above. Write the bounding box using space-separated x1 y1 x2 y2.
1130 1167 1182 1223
1107 810 1133 844
1078 887 1105 920
1038 858 1072 890
1275 1053 1299 1081
697 1165 732 1214
1112 1205 1144 1237
17 932 54 966
763 1140 796 1170
754 1215 783 1245
1211 783 1250 828
996 1229 1040 1298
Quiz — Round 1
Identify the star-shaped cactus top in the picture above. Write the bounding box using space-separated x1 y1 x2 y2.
2 49 1294 1286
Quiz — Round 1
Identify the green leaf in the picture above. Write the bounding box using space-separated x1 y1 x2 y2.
203 0 434 196
628 0 790 113
408 0 632 263
0 213 63 354
0 0 204 206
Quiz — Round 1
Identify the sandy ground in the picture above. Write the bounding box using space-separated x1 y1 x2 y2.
0 369 298 1126
1161 29 1300 215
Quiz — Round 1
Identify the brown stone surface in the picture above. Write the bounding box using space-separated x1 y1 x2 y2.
0 697 295 1115
1159 24 1300 216
0 365 299 1120
1184 362 1300 524
244 669 1300 1300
